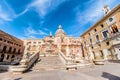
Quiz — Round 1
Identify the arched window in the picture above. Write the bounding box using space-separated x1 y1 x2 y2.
0 54 4 62
12 55 15 58
13 48 16 53
7 55 9 60
18 49 20 54
9 47 12 53
2 46 7 53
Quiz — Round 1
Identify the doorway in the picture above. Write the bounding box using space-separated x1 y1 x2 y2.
0 54 4 62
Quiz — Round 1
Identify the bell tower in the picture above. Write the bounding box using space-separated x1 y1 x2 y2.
103 5 111 15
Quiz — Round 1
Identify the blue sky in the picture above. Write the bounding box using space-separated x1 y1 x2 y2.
0 0 120 39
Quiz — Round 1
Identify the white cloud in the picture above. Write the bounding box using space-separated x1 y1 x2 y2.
0 0 67 22
0 5 13 21
39 30 48 35
0 0 21 22
26 26 38 35
44 28 49 31
76 0 117 25
24 26 48 38
72 0 119 33
27 0 66 18
15 8 29 17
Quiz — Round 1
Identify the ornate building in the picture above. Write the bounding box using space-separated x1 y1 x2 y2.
0 30 24 64
24 25 84 59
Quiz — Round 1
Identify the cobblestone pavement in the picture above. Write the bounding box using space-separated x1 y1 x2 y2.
1 61 120 80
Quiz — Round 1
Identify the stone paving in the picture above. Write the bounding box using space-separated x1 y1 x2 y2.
0 60 120 80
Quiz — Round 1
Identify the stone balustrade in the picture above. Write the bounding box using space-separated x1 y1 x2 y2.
58 51 73 64
9 52 39 74
0 65 9 71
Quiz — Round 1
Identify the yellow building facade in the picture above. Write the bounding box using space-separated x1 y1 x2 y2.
81 4 120 60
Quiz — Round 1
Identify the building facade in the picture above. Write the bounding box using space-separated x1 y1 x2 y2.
0 30 24 64
24 25 84 59
81 4 120 60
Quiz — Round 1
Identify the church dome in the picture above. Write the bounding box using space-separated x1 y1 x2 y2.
55 25 66 37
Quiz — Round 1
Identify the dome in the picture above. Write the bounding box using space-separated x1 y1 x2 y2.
55 25 66 37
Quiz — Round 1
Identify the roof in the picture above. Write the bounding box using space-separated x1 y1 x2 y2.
0 30 23 44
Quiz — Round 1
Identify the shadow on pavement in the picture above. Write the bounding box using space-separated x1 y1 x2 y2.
102 72 120 80
108 60 120 63
0 70 7 73
14 77 22 80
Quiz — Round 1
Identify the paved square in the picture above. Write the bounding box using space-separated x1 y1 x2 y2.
1 62 120 80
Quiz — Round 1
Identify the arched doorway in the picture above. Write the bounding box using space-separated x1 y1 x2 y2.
2 46 7 53
11 55 15 62
0 54 5 62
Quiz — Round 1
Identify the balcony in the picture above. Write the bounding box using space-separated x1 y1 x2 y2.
102 32 120 41
95 40 100 44
113 41 120 46
108 32 120 39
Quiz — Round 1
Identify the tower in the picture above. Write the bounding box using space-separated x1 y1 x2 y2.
103 5 111 15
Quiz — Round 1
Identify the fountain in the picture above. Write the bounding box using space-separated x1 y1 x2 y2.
45 32 55 56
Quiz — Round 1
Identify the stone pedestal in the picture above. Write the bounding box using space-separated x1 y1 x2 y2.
93 60 105 65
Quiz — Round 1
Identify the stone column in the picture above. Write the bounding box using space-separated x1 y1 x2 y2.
88 47 94 60
66 45 70 57
58 44 61 52
103 49 108 60
115 47 120 60
3 53 7 62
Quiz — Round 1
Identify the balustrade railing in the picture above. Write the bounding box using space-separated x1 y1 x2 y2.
10 52 39 74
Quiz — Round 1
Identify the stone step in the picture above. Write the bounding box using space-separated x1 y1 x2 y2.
32 56 65 71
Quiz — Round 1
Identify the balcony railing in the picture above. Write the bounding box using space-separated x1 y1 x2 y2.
101 32 120 41
108 32 120 39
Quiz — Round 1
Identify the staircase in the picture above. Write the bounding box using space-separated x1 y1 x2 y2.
32 56 65 71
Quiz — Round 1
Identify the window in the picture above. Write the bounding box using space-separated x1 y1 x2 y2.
27 42 31 45
88 33 90 35
106 41 110 46
90 38 92 43
7 55 9 60
13 48 16 53
2 46 7 53
84 41 86 46
9 47 12 52
33 42 36 44
18 49 20 54
94 29 97 32
109 18 113 22
101 24 104 28
102 30 109 38
91 46 93 49
110 24 119 33
0 38 2 41
98 44 101 47
33 45 36 47
96 35 99 41
4 40 6 42
100 50 104 57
